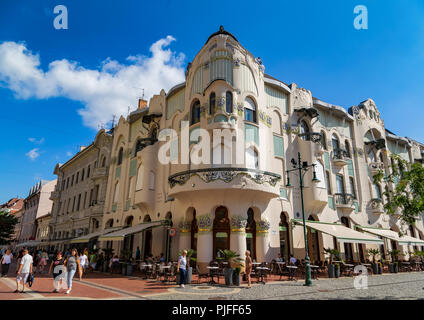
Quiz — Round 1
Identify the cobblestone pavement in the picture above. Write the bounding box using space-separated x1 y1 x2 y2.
2 261 424 300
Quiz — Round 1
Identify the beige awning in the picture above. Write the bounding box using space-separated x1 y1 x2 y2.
16 240 41 247
294 219 384 244
70 227 122 244
357 226 424 246
98 221 166 241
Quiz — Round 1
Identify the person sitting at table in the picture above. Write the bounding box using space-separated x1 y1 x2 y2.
289 254 297 265
110 255 120 274
276 253 284 263
159 253 165 263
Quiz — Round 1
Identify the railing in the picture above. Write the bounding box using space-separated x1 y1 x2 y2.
168 167 281 188
369 162 385 173
297 132 323 143
332 148 349 163
334 193 354 206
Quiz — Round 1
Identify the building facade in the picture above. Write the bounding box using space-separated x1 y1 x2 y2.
19 180 56 244
35 27 424 269
49 129 113 251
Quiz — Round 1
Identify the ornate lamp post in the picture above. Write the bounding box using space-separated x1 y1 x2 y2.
285 152 319 286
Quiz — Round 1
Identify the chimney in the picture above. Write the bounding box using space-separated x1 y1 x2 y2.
138 98 147 109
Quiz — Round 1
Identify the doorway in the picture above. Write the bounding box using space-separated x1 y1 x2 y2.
213 206 230 260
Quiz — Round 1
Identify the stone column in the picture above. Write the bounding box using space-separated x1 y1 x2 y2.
178 230 191 253
256 230 270 262
230 229 246 271
197 230 213 273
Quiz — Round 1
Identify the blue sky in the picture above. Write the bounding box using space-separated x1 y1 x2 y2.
0 0 423 203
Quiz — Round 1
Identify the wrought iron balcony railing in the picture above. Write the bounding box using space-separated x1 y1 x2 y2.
297 132 323 143
333 148 349 161
334 193 354 206
168 167 281 188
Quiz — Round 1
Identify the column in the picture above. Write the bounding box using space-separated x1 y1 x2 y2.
256 230 270 262
196 231 213 273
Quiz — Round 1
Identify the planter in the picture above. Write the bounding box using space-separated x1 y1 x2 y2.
103 261 109 273
223 268 233 286
186 267 192 284
394 263 399 273
335 265 340 278
126 263 133 276
372 263 379 274
232 272 241 286
389 264 395 273
175 272 180 284
328 264 335 278
121 264 127 276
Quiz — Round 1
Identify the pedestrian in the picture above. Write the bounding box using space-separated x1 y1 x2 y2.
15 248 33 293
1 249 13 277
245 250 252 289
15 250 24 274
49 251 65 293
89 251 97 272
64 248 82 294
289 254 297 265
79 249 88 279
177 250 187 288
37 251 48 274
136 247 141 261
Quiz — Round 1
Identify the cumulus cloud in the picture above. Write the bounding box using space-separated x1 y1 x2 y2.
26 148 40 160
0 36 186 128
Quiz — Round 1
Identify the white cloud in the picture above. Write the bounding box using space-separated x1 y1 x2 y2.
26 148 40 160
28 137 44 144
66 151 72 156
0 36 186 128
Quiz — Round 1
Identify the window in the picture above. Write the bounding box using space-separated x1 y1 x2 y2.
226 91 233 113
345 140 351 158
136 164 144 191
191 100 201 125
101 156 106 167
113 182 119 203
299 120 310 140
244 97 257 123
87 165 90 178
374 183 382 199
336 175 345 194
81 169 84 181
77 194 81 211
332 134 340 151
209 92 215 114
273 135 284 158
325 171 332 195
118 148 123 166
71 175 74 187
349 177 356 199
246 148 259 169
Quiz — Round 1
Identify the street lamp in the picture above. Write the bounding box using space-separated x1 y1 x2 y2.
286 151 320 286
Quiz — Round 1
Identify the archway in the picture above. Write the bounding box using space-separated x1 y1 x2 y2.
213 206 230 259
245 208 256 260
190 209 198 251
279 212 290 262
307 215 321 263
340 217 353 263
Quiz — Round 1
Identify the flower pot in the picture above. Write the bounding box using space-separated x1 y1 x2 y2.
126 263 133 276
232 272 240 286
389 264 394 273
372 263 379 274
335 265 340 278
223 268 233 286
121 264 127 276
327 264 335 278
394 263 398 273
186 267 192 284
103 261 109 272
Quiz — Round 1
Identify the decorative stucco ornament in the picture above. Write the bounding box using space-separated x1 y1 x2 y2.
257 219 271 232
292 87 313 108
178 220 191 233
230 215 248 230
197 214 212 231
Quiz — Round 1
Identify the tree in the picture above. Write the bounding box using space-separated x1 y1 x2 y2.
373 154 424 226
0 209 18 244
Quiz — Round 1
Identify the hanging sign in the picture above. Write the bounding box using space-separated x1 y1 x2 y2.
169 227 177 237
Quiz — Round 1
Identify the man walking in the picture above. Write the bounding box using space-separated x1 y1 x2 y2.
177 250 187 288
15 249 33 293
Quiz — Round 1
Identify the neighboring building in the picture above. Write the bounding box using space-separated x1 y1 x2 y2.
35 213 51 249
19 180 56 245
49 129 113 251
42 27 424 268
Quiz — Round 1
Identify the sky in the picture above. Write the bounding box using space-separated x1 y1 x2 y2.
0 0 423 203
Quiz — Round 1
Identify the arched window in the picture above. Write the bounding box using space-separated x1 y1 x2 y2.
299 120 310 141
246 208 256 260
191 100 201 125
246 148 259 169
321 131 327 150
101 156 106 167
209 92 215 114
244 97 257 123
345 140 351 158
225 91 233 113
213 206 230 259
118 148 123 166
331 134 340 151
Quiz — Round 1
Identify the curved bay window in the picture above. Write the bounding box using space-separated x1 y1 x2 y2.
213 206 230 259
191 100 201 125
225 91 233 114
307 216 321 263
245 208 256 260
244 97 257 123
191 209 198 251
279 212 290 262
341 217 353 263
209 92 216 114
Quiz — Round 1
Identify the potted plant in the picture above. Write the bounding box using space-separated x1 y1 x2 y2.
232 266 242 286
177 249 196 284
367 249 380 274
119 249 132 275
388 249 400 273
323 248 341 278
217 249 243 286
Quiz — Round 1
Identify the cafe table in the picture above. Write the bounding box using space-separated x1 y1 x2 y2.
206 266 219 284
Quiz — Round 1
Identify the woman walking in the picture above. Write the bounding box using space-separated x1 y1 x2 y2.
64 248 82 294
49 252 65 293
245 250 252 289
78 249 88 279
38 250 48 274
1 250 13 277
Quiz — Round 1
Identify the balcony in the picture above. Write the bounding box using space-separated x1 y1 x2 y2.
91 167 108 180
168 167 281 198
369 162 385 175
334 193 355 212
297 132 324 161
89 200 104 215
370 198 384 214
332 148 349 167
50 190 60 200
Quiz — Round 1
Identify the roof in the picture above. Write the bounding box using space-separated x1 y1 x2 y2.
205 26 239 45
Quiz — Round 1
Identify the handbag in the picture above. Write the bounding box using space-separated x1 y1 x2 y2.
26 274 34 287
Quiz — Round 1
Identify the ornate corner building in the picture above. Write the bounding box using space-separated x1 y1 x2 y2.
46 27 424 269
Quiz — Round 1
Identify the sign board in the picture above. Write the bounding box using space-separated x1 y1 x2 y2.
169 227 177 237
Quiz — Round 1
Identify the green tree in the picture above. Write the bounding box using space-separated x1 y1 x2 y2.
0 209 18 244
373 154 424 226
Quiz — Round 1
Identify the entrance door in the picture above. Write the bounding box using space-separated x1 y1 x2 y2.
245 208 256 260
279 213 290 262
213 206 230 260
